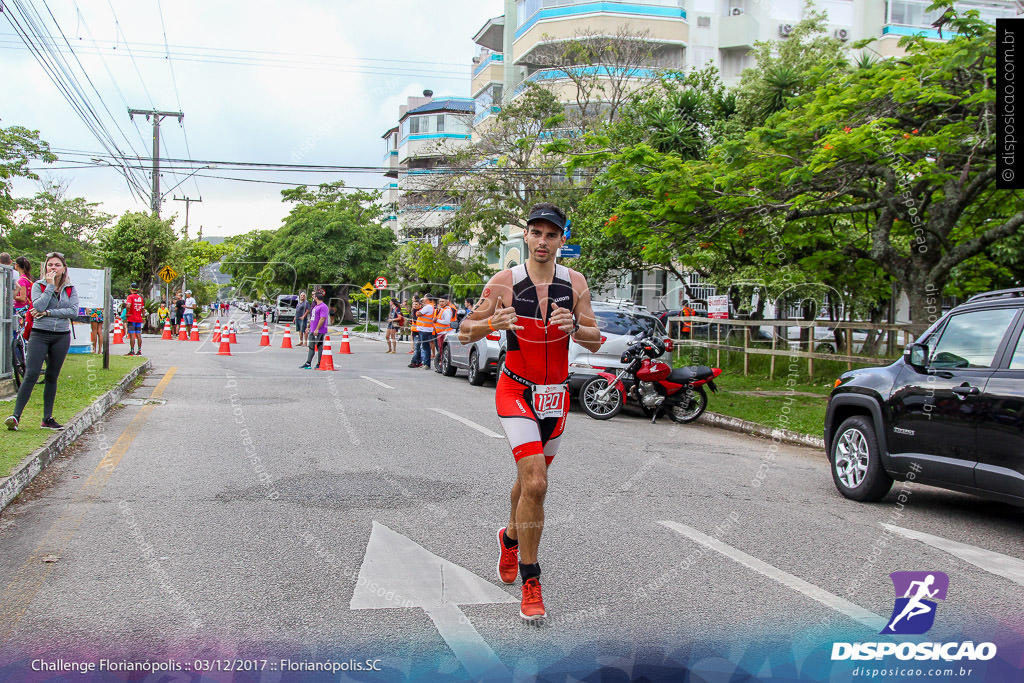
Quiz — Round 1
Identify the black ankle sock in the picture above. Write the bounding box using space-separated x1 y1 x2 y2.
519 562 540 582
502 529 518 549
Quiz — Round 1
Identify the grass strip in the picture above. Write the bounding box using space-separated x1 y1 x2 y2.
1 354 147 475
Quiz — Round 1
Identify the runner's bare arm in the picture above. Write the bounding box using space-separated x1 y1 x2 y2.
569 271 602 352
458 271 520 343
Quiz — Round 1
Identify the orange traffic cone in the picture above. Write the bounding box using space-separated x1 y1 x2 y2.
217 329 232 356
318 335 335 371
190 321 200 342
338 327 353 354
281 324 293 349
177 322 188 341
229 322 238 344
259 322 271 347
212 320 221 343
161 320 172 340
112 319 124 345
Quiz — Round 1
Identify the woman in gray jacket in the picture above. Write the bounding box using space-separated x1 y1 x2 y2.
5 252 79 431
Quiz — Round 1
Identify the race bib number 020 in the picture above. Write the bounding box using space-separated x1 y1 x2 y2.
532 384 567 419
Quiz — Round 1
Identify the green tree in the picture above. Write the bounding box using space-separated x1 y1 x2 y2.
726 3 1021 324
272 181 395 286
7 182 110 267
0 124 56 234
97 212 177 296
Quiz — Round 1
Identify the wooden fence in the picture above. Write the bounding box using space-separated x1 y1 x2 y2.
668 316 928 379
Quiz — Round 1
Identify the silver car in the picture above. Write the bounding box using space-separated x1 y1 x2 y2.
439 320 505 386
567 304 671 396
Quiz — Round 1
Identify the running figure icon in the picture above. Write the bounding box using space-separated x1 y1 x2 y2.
885 574 939 632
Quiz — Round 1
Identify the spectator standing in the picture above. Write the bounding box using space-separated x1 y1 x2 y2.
385 299 403 353
5 252 80 431
433 295 457 372
294 292 310 347
157 300 170 331
13 256 33 314
88 305 104 354
173 292 185 335
300 291 329 369
125 283 145 355
183 290 197 329
409 294 436 369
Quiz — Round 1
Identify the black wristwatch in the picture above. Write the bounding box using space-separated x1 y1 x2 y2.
570 316 580 336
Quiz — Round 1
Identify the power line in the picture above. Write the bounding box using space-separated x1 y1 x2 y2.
4 0 150 201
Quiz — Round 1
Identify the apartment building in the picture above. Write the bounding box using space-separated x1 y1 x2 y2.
466 0 1016 309
381 91 475 241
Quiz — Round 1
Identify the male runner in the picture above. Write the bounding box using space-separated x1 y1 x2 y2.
458 202 601 621
125 283 145 355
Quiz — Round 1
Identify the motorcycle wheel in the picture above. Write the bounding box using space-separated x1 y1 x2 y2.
668 386 708 423
580 376 623 420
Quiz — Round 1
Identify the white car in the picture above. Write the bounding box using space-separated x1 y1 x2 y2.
439 320 505 386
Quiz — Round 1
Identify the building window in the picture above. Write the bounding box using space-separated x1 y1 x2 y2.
437 114 445 132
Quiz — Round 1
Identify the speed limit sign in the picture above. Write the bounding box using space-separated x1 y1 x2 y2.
374 277 388 290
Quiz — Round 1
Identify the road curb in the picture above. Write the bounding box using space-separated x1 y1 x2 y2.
698 410 825 450
0 359 152 513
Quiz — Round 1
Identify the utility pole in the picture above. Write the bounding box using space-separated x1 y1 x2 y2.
173 196 201 294
128 108 183 216
173 195 202 239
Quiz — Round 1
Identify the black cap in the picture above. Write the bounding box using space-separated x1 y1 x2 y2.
526 207 566 232
130 282 138 290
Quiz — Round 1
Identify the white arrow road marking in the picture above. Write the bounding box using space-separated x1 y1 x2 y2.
360 375 394 389
659 521 886 631
882 523 1024 586
430 408 504 439
351 522 514 679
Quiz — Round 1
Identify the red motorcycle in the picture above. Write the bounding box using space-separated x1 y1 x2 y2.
578 337 722 423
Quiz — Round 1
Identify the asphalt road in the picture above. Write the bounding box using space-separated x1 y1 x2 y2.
1 312 1022 682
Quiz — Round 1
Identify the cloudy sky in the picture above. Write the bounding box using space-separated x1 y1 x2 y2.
4 0 503 238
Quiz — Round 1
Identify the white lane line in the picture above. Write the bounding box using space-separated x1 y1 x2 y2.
882 523 1024 587
430 408 504 439
360 375 394 389
659 521 886 631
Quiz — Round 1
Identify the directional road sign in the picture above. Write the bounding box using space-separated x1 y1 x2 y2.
157 265 179 283
558 244 581 258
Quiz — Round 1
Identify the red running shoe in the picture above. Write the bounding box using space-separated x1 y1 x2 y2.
496 527 519 584
520 578 546 622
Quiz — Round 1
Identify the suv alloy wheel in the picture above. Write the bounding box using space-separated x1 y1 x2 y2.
830 415 893 501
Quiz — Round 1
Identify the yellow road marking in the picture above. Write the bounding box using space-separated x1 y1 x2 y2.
0 367 177 643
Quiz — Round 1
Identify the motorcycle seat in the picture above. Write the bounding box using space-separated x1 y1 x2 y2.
669 366 715 383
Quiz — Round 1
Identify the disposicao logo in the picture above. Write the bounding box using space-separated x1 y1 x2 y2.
831 571 997 663
882 570 948 635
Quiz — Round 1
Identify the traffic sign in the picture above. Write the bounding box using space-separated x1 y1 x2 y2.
374 277 388 290
360 282 376 297
558 244 581 258
157 265 178 283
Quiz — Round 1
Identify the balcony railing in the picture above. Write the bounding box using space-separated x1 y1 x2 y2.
516 1 687 39
473 52 504 76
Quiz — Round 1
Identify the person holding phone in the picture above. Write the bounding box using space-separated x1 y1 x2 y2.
5 252 79 431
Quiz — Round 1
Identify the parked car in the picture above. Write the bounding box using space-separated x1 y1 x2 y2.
567 303 672 396
276 294 299 323
824 287 1024 506
439 320 505 386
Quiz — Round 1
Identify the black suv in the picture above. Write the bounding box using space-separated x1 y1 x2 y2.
824 288 1024 506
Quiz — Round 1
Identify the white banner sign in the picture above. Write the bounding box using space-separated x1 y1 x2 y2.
707 294 730 320
68 267 105 310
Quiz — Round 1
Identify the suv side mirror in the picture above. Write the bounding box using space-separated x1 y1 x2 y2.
905 342 929 371
450 319 461 332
